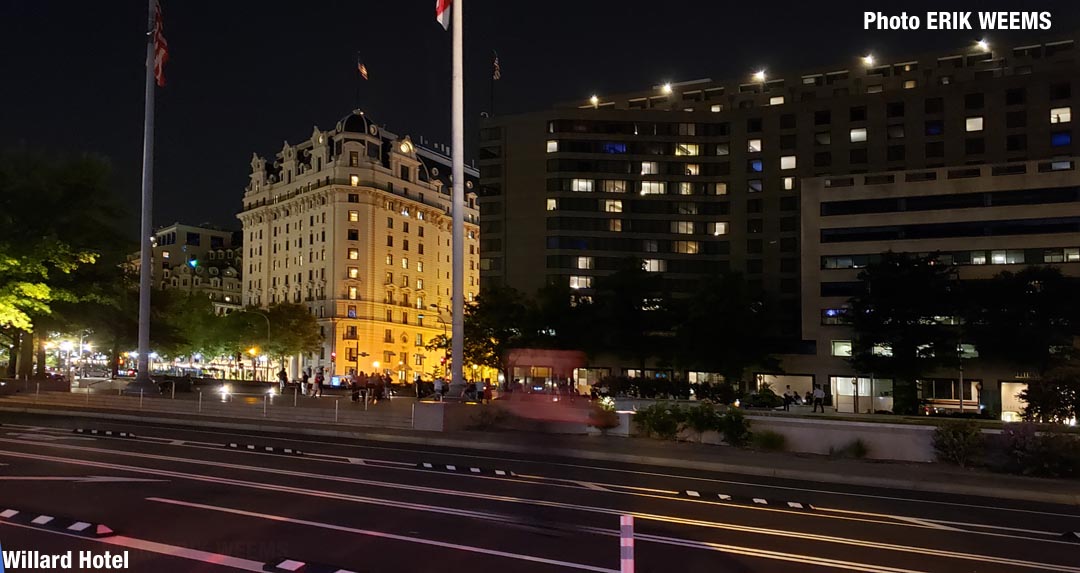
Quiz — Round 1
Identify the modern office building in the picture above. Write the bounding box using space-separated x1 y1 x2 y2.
797 158 1080 416
479 35 1079 400
237 110 480 381
131 222 244 315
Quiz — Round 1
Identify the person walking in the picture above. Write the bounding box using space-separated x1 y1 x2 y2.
312 367 324 398
299 368 310 396
783 385 793 411
433 377 444 401
812 385 826 413
277 367 288 394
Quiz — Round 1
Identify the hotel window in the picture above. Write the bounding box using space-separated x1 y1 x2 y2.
675 143 699 156
769 96 785 105
415 334 424 347
708 222 729 236
349 151 359 167
348 248 359 260
643 240 658 252
641 161 659 175
814 131 831 145
401 257 409 269
417 261 423 272
710 104 723 112
685 164 700 176
671 221 694 234
571 178 594 192
783 177 795 190
749 159 763 173
348 267 359 279
640 181 665 195
747 139 762 153
678 182 694 195
603 200 623 213
643 259 666 272
348 210 359 222
965 117 984 132
546 140 558 153
350 175 360 186
1051 107 1072 123
903 80 917 89
831 340 853 357
569 275 592 289
748 180 762 193
601 180 627 193
715 143 730 156
1065 247 1080 262
780 156 796 170
1052 131 1072 147
673 240 700 254
348 305 357 318
347 229 359 241
712 182 728 195
546 198 557 211
416 278 424 289
576 256 594 270
348 286 358 300
385 272 393 285
849 128 867 143
386 235 393 247
385 253 393 265
609 219 622 232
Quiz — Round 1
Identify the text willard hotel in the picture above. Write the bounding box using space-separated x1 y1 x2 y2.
3 549 129 570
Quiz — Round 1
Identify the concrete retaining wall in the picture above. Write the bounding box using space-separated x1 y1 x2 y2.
745 416 937 462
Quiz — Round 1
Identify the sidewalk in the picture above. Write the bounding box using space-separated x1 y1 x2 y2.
1 392 1077 506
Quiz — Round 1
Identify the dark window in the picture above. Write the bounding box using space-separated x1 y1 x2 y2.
965 138 985 154
815 131 831 145
850 148 868 163
347 229 359 241
746 259 763 273
886 102 904 117
780 134 797 149
746 239 763 254
780 216 797 232
747 199 763 213
1006 88 1026 105
186 232 200 246
1006 134 1027 151
348 193 360 203
400 165 410 181
888 145 906 161
747 219 763 234
1006 111 1026 129
780 258 798 273
925 98 944 113
814 151 831 167
386 235 393 247
780 196 798 211
964 93 984 110
925 141 945 157
925 120 944 136
814 110 831 125
747 118 763 132
1051 82 1072 100
850 106 867 122
780 114 796 129
780 238 797 252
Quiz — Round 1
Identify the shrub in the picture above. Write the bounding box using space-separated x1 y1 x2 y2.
718 408 752 446
692 382 738 405
634 403 683 440
682 402 720 437
747 383 784 409
589 407 620 433
830 438 871 459
469 406 510 430
986 423 1080 478
932 420 983 467
752 430 787 451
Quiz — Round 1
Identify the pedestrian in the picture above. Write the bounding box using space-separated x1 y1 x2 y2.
299 369 310 396
277 368 288 394
804 390 813 405
433 377 444 401
413 373 421 400
349 369 360 403
313 367 324 397
783 385 793 411
812 384 826 413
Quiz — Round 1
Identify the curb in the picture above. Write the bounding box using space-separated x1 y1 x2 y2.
0 507 115 538
417 462 514 476
74 428 137 439
3 404 1079 507
226 443 303 456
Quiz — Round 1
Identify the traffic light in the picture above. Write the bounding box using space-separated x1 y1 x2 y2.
440 356 447 365
331 351 337 361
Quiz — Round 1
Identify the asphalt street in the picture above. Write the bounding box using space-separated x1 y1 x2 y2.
0 412 1078 573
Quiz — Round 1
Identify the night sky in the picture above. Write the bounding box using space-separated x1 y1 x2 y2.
3 1 1078 235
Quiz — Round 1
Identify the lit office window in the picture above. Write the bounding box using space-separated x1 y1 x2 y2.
569 275 593 289
780 155 797 170
1051 107 1072 123
685 164 700 176
903 80 917 89
546 140 558 153
670 221 694 234
747 139 762 153
640 181 665 195
348 248 359 260
546 198 557 211
1065 247 1080 262
831 340 853 357
709 222 728 236
642 259 666 272
601 180 627 193
609 219 622 232
769 96 785 105
965 117 984 132
710 104 723 112
576 256 594 270
673 240 700 254
850 128 867 143
675 143 700 156
640 161 659 175
349 210 359 222
712 182 728 195
678 182 694 195
350 175 360 186
604 200 623 213
571 178 594 192
783 177 795 190
348 267 359 279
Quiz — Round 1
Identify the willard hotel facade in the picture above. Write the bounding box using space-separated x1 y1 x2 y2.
238 110 479 382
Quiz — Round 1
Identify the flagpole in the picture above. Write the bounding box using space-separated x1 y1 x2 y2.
450 0 465 390
130 0 160 395
490 51 496 116
355 52 362 110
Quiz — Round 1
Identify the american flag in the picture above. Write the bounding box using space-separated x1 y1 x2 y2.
492 52 501 81
152 0 168 87
435 0 451 30
357 58 368 81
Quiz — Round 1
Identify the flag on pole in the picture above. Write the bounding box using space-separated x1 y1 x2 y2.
436 0 452 30
492 51 501 80
357 58 369 80
152 0 168 87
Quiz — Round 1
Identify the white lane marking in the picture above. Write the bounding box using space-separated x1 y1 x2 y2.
346 457 365 465
787 502 803 509
0 509 18 518
7 445 1080 572
169 440 184 446
31 515 53 525
275 559 305 571
0 519 266 571
150 497 619 573
753 498 768 505
891 515 963 531
0 476 165 484
717 494 732 501
686 490 700 497
67 522 91 532
446 465 456 471
62 420 1077 520
572 480 608 492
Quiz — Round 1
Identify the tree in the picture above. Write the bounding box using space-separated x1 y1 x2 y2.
966 266 1080 377
263 303 322 365
674 272 779 391
425 284 529 380
847 252 959 414
590 258 674 371
1018 364 1080 423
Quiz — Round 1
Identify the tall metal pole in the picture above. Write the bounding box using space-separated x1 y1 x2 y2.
129 0 160 395
450 0 465 388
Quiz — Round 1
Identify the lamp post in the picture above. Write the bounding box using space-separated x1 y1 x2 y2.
428 304 451 375
235 309 271 380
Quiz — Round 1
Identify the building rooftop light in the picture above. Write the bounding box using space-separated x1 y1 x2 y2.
977 39 990 52
862 54 875 66
752 70 766 82
661 83 672 94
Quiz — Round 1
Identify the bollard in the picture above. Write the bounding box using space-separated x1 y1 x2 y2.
263 394 268 417
140 390 144 409
334 399 339 423
364 390 368 411
620 515 634 573
36 382 40 396
197 390 202 413
171 381 176 400
86 387 90 404
293 386 298 407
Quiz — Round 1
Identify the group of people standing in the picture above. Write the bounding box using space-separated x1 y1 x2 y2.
278 366 325 397
346 369 392 404
783 384 827 413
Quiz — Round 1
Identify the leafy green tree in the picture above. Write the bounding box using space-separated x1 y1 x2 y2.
424 284 529 380
674 272 779 391
1018 364 1080 423
847 252 959 414
590 258 674 371
263 303 322 366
